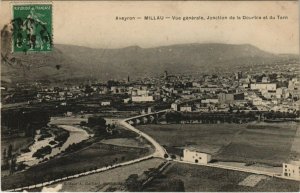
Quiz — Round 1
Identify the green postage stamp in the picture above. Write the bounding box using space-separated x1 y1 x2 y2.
12 4 52 52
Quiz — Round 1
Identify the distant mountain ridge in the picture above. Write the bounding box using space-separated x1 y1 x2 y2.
1 43 298 83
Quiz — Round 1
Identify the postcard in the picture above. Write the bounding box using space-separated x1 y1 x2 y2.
0 0 299 192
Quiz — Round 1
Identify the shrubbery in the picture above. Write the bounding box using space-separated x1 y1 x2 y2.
49 140 57 145
54 131 70 144
20 148 30 153
32 145 52 159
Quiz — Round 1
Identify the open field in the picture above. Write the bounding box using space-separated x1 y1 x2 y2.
137 122 299 165
143 162 300 192
50 116 88 125
2 142 150 190
37 158 165 192
101 137 151 148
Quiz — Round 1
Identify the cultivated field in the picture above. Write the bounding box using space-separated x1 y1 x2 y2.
2 142 150 190
101 137 151 149
143 162 300 192
137 122 299 165
41 158 165 192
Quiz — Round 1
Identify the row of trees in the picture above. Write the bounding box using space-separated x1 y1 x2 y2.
165 110 299 124
263 111 299 119
165 112 257 124
2 109 50 137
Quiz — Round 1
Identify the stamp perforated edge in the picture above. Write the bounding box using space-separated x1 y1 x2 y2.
9 1 53 53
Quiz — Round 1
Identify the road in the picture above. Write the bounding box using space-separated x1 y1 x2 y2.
174 160 277 177
1 102 29 109
120 110 169 158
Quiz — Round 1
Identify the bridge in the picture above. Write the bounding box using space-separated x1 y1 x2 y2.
119 109 170 158
123 109 169 125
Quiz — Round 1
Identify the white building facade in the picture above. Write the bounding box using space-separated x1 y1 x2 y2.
250 83 276 91
182 148 212 164
171 103 179 111
132 96 154 102
282 161 300 180
101 101 111 106
180 106 192 112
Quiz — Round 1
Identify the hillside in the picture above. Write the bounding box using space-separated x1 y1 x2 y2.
1 38 298 83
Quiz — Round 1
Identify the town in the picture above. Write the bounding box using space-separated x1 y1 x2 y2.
2 61 299 116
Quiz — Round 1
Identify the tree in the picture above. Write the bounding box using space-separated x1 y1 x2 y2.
9 156 16 174
166 112 182 123
84 85 93 93
88 116 106 127
114 157 118 163
161 178 185 192
3 148 7 158
87 116 107 135
80 121 87 126
125 174 142 191
7 144 13 158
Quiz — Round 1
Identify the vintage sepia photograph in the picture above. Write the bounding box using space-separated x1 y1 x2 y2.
0 0 299 192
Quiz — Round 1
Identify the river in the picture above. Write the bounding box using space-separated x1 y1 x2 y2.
16 117 91 167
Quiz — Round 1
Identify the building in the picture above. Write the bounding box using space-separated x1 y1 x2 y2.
288 78 300 90
201 98 219 104
66 111 73 116
234 93 245 100
123 98 131 103
182 148 211 164
147 107 152 114
164 70 168 80
132 95 154 102
99 86 108 94
171 103 179 111
235 71 243 80
137 89 149 96
111 86 126 94
218 93 234 104
282 161 300 180
250 83 276 91
276 88 283 99
220 93 236 103
101 101 111 106
180 106 192 112
262 76 270 83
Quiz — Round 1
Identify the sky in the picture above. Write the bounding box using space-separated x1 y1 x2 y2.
0 1 299 54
